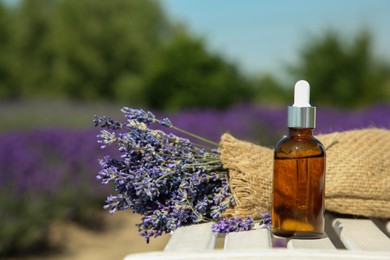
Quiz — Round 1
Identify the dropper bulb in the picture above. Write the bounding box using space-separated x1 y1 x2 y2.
293 80 311 107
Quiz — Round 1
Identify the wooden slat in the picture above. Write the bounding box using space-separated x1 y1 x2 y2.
371 218 390 238
333 218 390 251
224 228 272 250
287 236 336 250
124 220 390 259
164 222 216 252
325 212 346 249
386 221 390 234
125 248 390 259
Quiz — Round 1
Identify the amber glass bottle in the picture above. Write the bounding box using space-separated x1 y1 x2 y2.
272 80 326 238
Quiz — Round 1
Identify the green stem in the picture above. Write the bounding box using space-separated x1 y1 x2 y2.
156 170 174 181
183 194 212 223
169 125 220 147
182 160 221 168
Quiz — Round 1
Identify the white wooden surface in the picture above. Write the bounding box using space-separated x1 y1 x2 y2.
332 218 390 251
224 228 272 250
287 236 336 250
387 221 390 234
163 222 217 252
124 217 390 260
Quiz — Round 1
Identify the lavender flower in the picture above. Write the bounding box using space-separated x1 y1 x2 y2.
93 115 123 130
212 216 254 234
259 213 271 228
95 108 234 243
121 107 156 125
211 213 271 234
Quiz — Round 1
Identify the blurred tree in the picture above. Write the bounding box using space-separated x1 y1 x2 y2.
143 30 253 110
0 0 172 102
288 30 390 107
10 0 58 98
251 74 289 105
0 1 18 98
3 1 388 109
0 2 8 94
51 0 171 101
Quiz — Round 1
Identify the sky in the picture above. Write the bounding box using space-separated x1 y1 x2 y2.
161 0 390 76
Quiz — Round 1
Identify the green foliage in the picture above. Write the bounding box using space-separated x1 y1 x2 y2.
0 0 253 110
50 0 170 101
0 1 15 97
251 74 290 105
0 0 172 102
0 190 53 256
143 31 253 110
0 184 104 256
1 1 390 109
10 0 58 97
288 30 390 107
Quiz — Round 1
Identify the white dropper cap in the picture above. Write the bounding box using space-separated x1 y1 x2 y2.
293 80 311 107
288 80 316 128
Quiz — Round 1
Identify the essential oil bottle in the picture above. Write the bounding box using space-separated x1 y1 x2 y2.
272 80 326 238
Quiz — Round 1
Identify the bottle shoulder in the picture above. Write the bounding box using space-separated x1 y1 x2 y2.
274 135 325 159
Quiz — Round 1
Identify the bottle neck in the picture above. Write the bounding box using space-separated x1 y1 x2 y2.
287 106 316 128
288 128 313 138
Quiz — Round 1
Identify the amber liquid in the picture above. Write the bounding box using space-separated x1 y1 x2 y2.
272 129 325 238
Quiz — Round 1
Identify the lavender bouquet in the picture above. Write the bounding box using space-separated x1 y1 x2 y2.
94 108 270 242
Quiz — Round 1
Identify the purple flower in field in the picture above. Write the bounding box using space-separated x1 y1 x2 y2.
156 103 390 147
0 129 106 196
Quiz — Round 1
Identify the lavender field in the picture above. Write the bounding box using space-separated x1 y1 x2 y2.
161 103 390 145
1 102 390 256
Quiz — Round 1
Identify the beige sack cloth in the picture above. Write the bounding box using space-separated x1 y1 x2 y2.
220 128 390 219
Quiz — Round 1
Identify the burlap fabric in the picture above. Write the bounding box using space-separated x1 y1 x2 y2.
220 128 390 219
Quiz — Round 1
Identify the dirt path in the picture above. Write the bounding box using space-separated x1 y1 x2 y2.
29 212 169 260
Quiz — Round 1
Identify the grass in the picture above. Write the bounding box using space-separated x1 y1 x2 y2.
0 99 124 132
